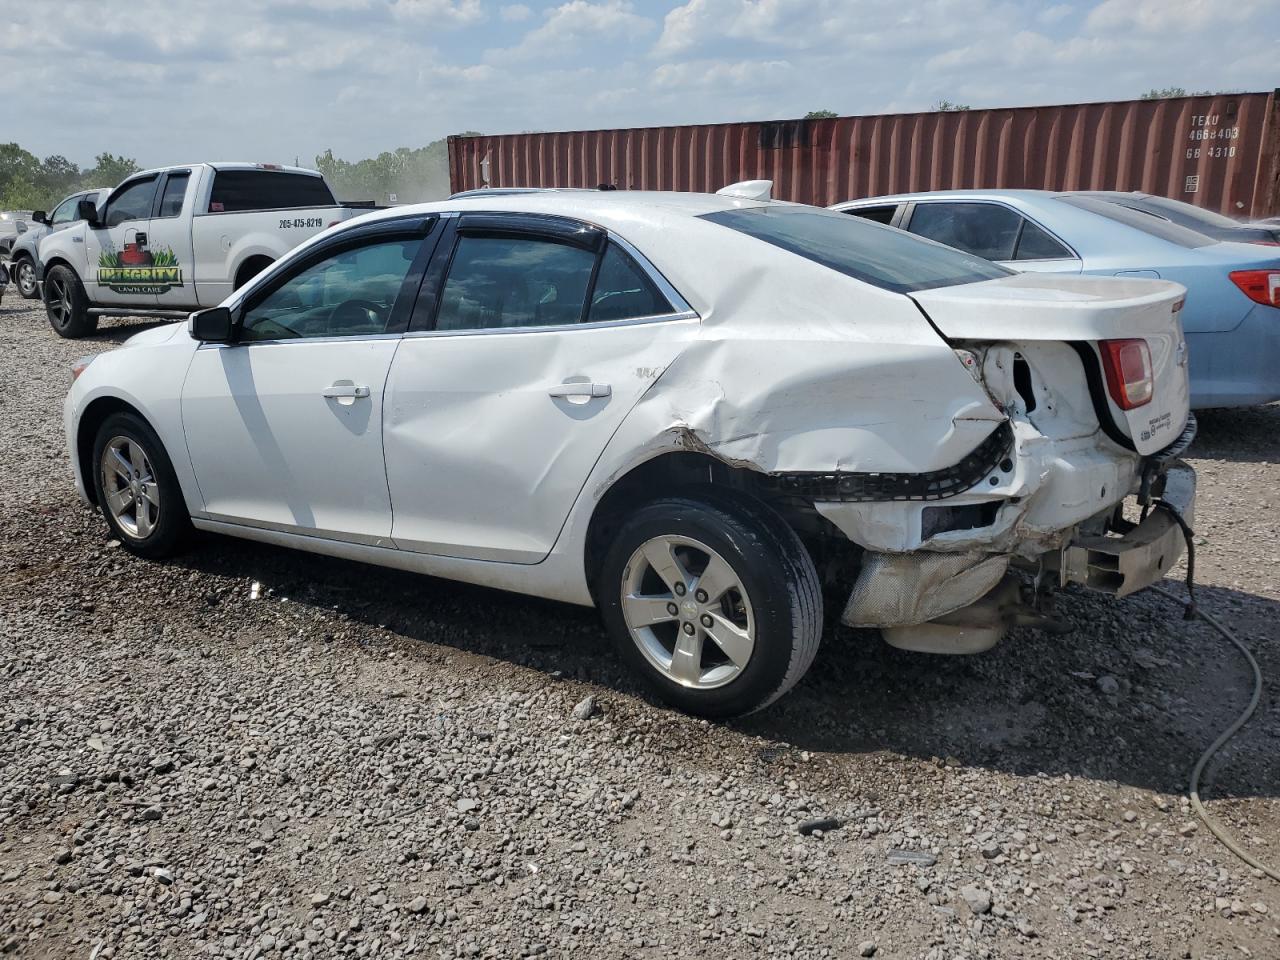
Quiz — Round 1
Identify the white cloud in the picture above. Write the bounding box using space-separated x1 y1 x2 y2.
1086 0 1268 32
500 3 534 21
390 0 485 25
652 58 793 92
492 0 654 61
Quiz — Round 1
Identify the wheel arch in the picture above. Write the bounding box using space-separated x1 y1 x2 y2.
76 396 151 506
41 256 81 287
234 254 275 291
581 449 842 603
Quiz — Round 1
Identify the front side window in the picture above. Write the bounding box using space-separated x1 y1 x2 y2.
50 195 81 225
435 235 597 331
702 205 1009 294
103 178 158 228
240 237 422 342
157 174 190 219
907 202 1022 260
209 171 336 213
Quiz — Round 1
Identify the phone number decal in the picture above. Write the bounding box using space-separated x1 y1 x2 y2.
279 217 324 229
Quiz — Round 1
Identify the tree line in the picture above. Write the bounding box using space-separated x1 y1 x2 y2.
314 136 475 204
0 144 139 212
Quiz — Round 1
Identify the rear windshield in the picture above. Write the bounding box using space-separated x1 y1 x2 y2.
208 171 335 213
701 205 1011 294
1057 195 1215 248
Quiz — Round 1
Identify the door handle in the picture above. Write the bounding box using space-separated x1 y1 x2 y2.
548 382 611 399
322 383 370 399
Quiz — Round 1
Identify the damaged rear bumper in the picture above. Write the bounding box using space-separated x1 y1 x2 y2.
841 457 1196 651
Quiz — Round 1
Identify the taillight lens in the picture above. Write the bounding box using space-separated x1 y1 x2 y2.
1229 270 1280 307
1099 339 1153 410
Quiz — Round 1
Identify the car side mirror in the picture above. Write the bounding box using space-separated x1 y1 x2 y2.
190 306 234 343
31 210 48 225
76 199 100 226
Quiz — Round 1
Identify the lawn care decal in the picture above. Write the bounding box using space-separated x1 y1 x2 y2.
97 235 183 295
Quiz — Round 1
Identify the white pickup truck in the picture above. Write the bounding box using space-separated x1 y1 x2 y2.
37 163 370 338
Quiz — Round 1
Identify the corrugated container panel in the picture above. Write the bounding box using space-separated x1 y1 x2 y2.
449 91 1280 219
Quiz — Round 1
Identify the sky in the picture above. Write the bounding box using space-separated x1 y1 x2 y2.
1 0 1277 170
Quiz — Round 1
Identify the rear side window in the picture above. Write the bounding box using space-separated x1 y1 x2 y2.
209 171 336 213
907 202 1021 260
702 205 1009 294
588 244 674 323
1013 220 1073 260
1057 196 1214 248
157 173 189 219
435 236 597 331
844 204 898 225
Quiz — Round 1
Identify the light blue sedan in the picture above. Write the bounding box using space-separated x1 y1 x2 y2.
830 190 1280 409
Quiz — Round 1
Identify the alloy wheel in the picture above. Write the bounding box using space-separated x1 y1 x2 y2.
620 535 755 689
100 436 160 539
17 260 36 298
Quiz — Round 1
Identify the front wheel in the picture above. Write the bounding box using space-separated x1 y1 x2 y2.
91 412 190 558
14 257 38 299
598 491 822 718
45 264 97 338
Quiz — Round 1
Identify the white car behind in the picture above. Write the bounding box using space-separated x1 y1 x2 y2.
65 192 1195 716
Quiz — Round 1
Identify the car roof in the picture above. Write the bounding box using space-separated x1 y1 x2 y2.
127 162 325 180
346 189 769 229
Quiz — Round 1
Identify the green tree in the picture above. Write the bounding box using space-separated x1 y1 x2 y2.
933 99 971 112
804 109 838 119
82 152 140 188
316 135 480 204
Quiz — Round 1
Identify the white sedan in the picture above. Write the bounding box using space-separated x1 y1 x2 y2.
66 191 1196 716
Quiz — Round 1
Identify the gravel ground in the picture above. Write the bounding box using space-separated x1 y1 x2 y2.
1 299 1278 960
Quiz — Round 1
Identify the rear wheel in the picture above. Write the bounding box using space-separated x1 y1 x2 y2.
91 412 190 558
14 256 38 299
45 264 97 338
598 490 822 717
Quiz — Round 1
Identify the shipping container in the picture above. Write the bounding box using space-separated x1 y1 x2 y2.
449 91 1280 220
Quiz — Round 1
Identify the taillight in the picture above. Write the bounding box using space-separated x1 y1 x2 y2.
1099 339 1153 410
1229 270 1280 307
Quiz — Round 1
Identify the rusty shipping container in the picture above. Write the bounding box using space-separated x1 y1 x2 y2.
449 91 1280 219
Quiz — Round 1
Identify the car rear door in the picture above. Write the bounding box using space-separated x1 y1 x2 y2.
905 200 1082 274
382 213 700 563
144 170 199 310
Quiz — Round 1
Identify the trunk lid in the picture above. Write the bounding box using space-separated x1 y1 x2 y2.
912 273 1190 456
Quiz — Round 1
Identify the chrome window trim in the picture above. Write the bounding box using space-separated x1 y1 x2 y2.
196 332 404 349
403 311 698 340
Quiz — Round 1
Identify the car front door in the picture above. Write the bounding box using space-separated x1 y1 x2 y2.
383 214 700 563
905 201 1082 274
144 170 199 310
180 219 436 542
85 175 161 307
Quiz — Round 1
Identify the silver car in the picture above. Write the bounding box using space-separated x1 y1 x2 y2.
4 189 106 299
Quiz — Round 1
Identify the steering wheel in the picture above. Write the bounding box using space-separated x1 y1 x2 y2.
329 299 387 330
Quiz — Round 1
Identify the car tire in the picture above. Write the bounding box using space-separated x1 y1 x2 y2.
598 488 822 718
14 256 38 299
44 264 97 338
91 412 190 559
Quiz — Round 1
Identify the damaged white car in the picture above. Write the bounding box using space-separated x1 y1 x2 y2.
64 193 1196 717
